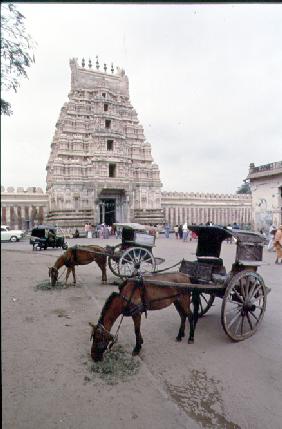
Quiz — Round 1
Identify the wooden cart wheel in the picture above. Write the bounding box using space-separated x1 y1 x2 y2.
118 247 156 278
221 270 267 341
108 244 122 277
198 293 215 317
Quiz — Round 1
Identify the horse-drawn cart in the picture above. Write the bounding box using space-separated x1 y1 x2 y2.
147 225 270 342
107 223 164 278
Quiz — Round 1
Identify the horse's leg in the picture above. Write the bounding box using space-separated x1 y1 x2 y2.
65 267 72 287
188 291 200 344
174 301 187 341
97 259 107 284
132 314 143 356
72 267 76 284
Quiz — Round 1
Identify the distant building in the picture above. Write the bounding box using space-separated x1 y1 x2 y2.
1 187 48 230
247 161 282 231
161 192 251 227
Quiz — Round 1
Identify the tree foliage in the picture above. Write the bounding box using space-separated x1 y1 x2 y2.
236 181 251 194
1 3 35 115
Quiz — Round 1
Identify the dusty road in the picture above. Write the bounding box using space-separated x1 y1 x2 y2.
2 236 282 429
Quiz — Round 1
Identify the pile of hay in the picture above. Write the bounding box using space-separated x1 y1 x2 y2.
89 344 140 384
34 280 74 291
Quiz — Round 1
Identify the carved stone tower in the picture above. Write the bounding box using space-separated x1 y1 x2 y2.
46 58 164 227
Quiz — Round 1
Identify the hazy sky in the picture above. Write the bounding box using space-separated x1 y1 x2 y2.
1 3 282 193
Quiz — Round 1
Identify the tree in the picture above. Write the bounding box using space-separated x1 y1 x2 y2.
236 181 251 194
1 3 35 115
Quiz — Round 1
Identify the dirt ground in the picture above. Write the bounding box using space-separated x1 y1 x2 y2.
2 237 282 429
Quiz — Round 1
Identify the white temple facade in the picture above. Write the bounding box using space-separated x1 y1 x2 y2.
46 58 163 227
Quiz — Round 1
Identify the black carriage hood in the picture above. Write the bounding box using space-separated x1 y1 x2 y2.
188 225 231 258
188 225 265 259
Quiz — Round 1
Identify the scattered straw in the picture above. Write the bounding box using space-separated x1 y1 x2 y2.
89 344 140 384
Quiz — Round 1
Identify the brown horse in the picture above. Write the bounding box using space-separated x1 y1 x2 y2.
89 272 194 362
49 245 107 286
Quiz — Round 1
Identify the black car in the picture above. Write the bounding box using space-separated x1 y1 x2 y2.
30 225 68 250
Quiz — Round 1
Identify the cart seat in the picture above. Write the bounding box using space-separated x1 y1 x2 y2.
197 257 223 266
211 273 228 284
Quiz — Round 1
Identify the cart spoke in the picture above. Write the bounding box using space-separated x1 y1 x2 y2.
251 293 264 303
247 280 259 299
246 313 253 330
240 315 245 336
239 279 246 299
249 311 260 322
225 305 242 315
227 310 241 330
226 298 243 306
233 314 243 335
231 289 244 304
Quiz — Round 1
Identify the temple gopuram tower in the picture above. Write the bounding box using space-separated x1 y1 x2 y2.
46 58 163 227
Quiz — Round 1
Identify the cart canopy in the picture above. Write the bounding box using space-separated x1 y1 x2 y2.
188 225 231 258
188 225 265 259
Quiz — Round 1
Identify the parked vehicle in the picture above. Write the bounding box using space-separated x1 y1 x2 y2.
30 225 68 250
1 225 25 242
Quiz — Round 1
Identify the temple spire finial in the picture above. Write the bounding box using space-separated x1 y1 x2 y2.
88 58 92 68
96 55 100 70
111 63 114 74
81 57 85 68
104 63 107 73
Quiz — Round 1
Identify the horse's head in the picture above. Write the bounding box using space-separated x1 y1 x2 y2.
89 322 115 362
48 266 59 286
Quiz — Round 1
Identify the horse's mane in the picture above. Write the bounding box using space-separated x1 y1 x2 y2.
118 279 128 292
98 292 120 324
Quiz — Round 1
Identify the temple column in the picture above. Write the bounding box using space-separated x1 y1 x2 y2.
6 206 11 227
175 207 179 225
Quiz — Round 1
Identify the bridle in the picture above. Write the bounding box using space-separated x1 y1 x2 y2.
49 266 66 284
90 323 117 354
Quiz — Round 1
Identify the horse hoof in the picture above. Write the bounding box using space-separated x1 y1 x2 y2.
132 349 140 356
188 339 194 344
176 336 182 342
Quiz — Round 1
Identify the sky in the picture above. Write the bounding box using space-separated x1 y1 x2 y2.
1 2 282 194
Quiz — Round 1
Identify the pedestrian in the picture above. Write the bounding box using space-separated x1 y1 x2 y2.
183 223 188 242
174 225 179 239
226 224 232 244
274 225 282 264
178 224 183 240
103 224 109 239
164 223 170 239
268 224 277 251
73 228 79 238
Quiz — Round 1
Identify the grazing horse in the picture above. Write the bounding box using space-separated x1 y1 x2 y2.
89 272 194 362
49 245 107 286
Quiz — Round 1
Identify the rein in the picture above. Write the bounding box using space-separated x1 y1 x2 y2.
152 259 183 274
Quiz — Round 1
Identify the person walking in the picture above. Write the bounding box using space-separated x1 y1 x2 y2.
268 224 277 252
174 225 179 239
178 224 183 240
183 223 188 242
164 223 170 239
274 225 282 264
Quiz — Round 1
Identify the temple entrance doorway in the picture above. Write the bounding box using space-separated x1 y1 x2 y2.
99 199 116 225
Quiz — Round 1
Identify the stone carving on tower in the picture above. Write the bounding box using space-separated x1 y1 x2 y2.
46 57 164 227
